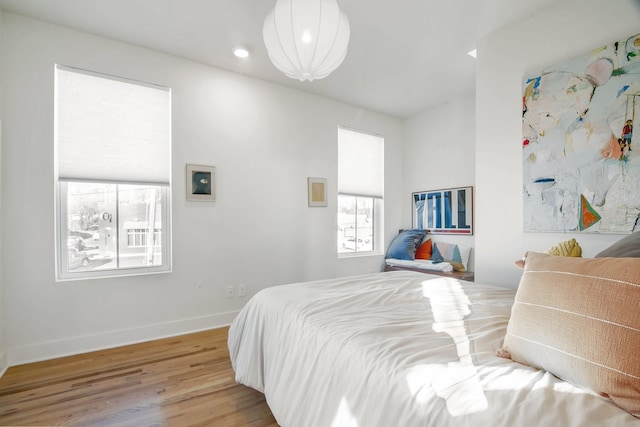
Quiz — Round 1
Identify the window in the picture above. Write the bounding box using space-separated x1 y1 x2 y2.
55 65 171 280
337 127 384 255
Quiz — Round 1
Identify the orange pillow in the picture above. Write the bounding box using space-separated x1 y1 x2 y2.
415 238 432 260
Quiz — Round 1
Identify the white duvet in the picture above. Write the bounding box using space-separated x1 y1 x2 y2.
228 271 639 427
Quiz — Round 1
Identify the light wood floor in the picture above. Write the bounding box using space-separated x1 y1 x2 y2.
0 327 279 426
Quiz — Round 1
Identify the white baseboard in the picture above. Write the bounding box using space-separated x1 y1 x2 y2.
0 351 8 378
8 311 239 367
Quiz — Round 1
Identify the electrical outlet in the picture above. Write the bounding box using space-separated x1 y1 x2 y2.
226 285 235 298
238 284 247 297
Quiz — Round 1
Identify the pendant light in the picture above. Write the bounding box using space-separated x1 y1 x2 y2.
263 0 350 82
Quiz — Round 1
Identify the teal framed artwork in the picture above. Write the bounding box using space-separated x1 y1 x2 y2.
412 186 473 235
186 164 216 202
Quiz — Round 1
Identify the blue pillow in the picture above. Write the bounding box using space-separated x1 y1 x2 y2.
386 229 427 260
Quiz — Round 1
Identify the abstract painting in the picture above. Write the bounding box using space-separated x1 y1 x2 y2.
522 33 640 233
412 187 473 235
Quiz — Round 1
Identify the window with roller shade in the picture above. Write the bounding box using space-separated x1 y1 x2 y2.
337 127 384 255
55 65 171 280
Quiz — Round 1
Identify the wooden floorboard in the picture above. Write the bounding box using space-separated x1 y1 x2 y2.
0 327 279 427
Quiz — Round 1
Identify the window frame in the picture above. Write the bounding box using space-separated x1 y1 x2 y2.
337 194 382 256
54 65 172 281
337 127 384 258
56 181 172 281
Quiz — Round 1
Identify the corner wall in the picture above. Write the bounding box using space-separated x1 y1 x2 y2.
403 96 476 269
1 13 404 365
475 0 640 287
0 7 6 377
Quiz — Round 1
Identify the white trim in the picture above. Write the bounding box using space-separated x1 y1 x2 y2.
7 311 239 367
0 351 8 378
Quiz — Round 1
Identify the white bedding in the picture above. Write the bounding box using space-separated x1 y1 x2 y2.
385 258 454 272
228 271 639 427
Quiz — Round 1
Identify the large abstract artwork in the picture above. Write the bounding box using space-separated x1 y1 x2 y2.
523 33 640 233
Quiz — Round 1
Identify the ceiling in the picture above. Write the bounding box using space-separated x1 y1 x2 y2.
0 0 559 118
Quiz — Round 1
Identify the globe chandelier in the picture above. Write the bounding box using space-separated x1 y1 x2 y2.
263 0 350 82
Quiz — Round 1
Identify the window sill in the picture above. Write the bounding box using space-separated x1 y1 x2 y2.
56 265 172 282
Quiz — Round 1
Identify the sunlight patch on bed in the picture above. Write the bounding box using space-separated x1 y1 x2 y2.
483 364 592 395
331 397 359 427
405 278 488 416
406 363 488 416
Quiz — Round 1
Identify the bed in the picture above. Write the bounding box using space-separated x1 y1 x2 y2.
228 246 640 426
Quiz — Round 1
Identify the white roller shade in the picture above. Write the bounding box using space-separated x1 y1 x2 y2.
55 66 171 184
338 127 384 198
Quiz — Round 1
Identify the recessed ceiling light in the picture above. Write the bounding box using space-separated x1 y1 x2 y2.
234 48 249 58
467 49 477 59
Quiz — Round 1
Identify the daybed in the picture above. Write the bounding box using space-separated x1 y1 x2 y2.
228 236 640 426
383 229 475 281
383 260 475 282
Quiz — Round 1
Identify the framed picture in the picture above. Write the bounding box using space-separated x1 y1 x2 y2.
412 186 473 235
186 164 215 202
308 177 327 207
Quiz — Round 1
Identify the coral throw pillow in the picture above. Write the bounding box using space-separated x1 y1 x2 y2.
415 239 432 260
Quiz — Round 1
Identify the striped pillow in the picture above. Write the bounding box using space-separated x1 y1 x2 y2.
500 252 640 417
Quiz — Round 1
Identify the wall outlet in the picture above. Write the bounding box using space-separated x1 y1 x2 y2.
238 284 247 297
226 285 235 298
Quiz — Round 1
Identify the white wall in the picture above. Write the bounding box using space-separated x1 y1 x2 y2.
403 96 476 269
1 13 404 365
0 7 6 377
475 0 640 287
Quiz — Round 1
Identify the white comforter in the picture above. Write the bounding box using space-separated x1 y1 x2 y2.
228 271 639 427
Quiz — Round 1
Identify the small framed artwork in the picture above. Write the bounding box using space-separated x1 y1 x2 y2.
412 186 473 235
308 177 327 207
186 164 216 202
